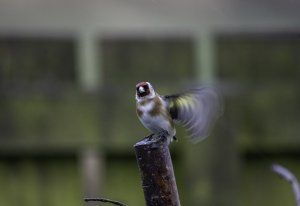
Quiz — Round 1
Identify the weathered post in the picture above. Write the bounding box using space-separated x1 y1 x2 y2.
134 133 181 206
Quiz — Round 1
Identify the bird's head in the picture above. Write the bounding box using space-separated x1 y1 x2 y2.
135 81 156 101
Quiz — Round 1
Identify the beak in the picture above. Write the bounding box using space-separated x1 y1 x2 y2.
138 86 145 93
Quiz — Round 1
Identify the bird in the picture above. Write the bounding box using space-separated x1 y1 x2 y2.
135 81 223 144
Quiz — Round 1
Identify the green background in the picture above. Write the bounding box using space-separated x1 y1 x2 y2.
0 34 299 206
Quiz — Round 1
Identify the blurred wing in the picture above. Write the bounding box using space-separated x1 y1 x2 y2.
164 87 223 143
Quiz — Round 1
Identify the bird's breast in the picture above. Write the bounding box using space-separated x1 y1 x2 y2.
138 100 155 114
138 110 172 134
136 97 174 134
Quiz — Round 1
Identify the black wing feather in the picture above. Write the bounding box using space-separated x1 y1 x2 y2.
164 94 179 120
164 87 223 143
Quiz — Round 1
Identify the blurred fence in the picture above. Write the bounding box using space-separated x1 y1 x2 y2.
0 33 299 206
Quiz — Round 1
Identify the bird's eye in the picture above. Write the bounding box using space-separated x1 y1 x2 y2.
136 85 150 97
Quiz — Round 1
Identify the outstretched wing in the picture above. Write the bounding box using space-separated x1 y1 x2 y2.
164 86 223 143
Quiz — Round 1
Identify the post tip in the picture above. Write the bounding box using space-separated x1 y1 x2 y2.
134 132 169 148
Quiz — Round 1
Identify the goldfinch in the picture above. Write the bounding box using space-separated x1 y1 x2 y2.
135 81 223 144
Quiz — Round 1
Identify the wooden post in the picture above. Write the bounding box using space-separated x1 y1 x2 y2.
134 133 181 206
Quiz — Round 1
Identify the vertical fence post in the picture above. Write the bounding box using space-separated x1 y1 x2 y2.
134 133 181 206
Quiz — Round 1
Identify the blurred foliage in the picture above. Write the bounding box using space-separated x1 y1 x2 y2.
2 93 101 142
217 34 300 206
218 34 300 83
239 156 300 206
101 38 194 86
0 37 75 86
0 156 82 206
218 34 300 148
